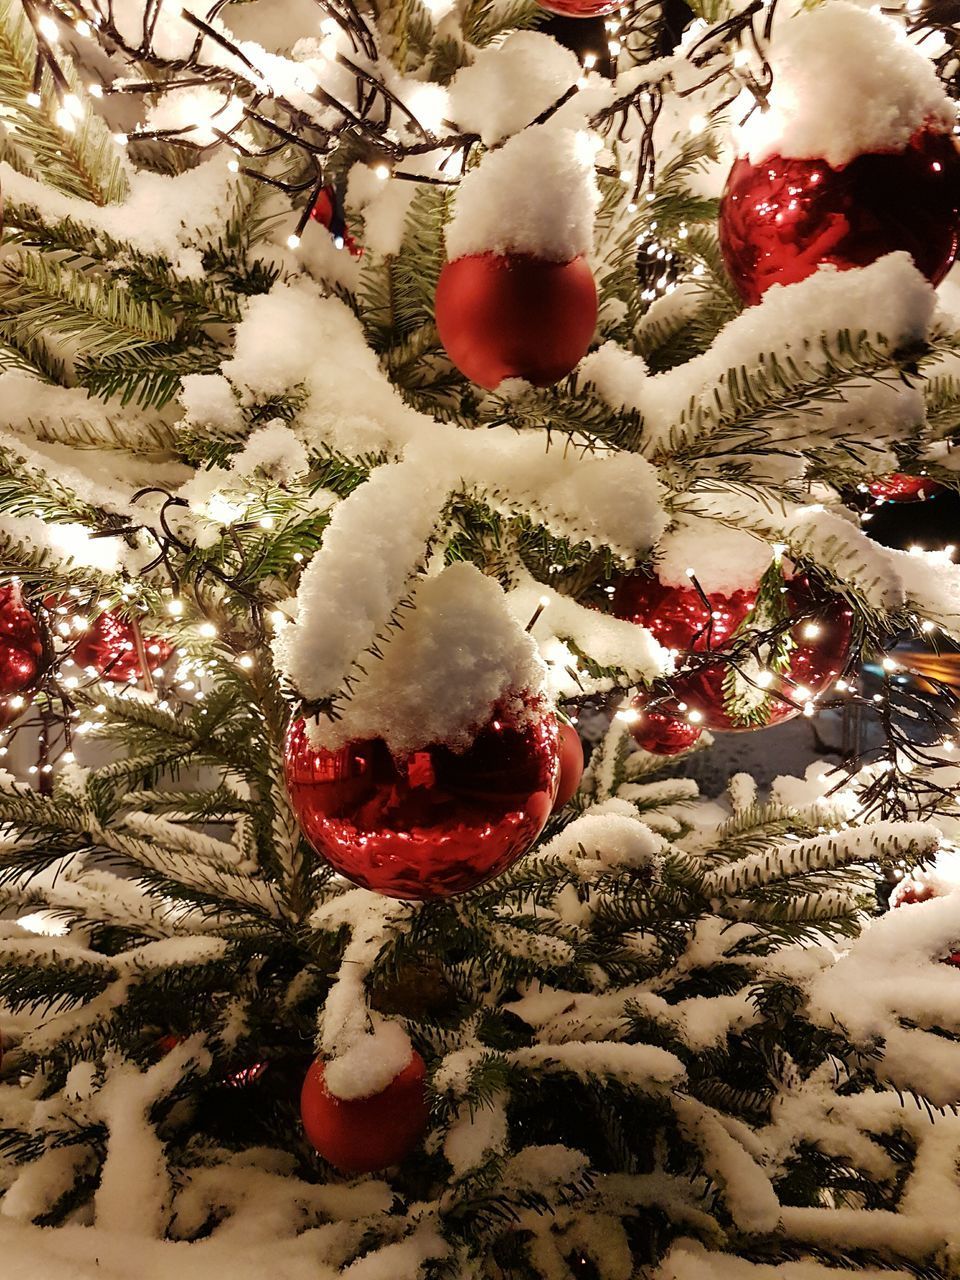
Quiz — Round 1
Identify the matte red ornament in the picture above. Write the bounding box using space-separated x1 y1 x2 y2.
946 952 960 968
718 129 960 306
73 612 173 682
300 1051 429 1173
630 709 702 756
553 722 584 811
537 0 619 14
435 253 597 390
867 473 945 504
284 707 560 899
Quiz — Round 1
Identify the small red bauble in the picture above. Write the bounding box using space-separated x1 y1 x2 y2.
891 878 939 908
867 474 945 504
630 709 702 756
0 582 44 699
946 952 960 968
718 129 960 306
72 612 173 682
553 722 584 811
300 1051 429 1173
435 253 597 390
537 0 619 15
284 708 560 899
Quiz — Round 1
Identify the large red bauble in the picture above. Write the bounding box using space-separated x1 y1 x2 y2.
867 473 945 504
300 1051 429 1173
284 708 560 899
0 582 43 698
630 709 702 756
72 612 173 682
435 253 597 390
538 0 619 14
553 722 584 811
718 130 960 305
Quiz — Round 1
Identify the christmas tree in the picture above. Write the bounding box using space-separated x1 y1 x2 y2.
3 0 960 1274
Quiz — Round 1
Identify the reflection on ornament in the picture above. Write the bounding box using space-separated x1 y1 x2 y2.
435 253 597 390
867 474 945 504
300 1050 429 1173
719 130 960 305
284 706 560 899
630 708 702 755
73 611 173 682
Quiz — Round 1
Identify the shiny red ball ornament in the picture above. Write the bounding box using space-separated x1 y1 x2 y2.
630 709 702 756
612 573 853 732
300 1051 429 1173
553 722 584 811
284 707 560 899
891 877 940 908
72 612 173 683
435 253 597 390
867 473 945 504
719 129 960 306
0 582 43 696
537 0 619 14
945 952 960 968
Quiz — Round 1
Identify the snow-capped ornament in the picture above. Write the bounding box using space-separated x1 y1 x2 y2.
300 1050 429 1173
613 572 853 732
553 721 584 810
310 185 362 258
867 474 945 504
73 612 173 683
719 131 960 306
435 253 597 390
435 125 599 390
630 709 702 756
284 704 561 899
718 4 960 305
0 581 45 726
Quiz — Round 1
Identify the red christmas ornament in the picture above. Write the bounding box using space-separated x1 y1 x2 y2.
310 185 362 258
553 722 584 811
891 877 940 908
435 253 597 390
867 473 945 504
0 582 43 696
718 129 960 306
945 952 960 968
630 709 702 756
300 1051 429 1173
284 706 560 899
612 573 853 732
72 612 173 683
537 0 619 15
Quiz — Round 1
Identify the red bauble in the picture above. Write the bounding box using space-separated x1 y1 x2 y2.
72 612 173 682
284 708 560 899
867 473 945 504
630 709 702 756
435 253 597 390
300 1051 429 1173
718 129 960 305
538 0 619 14
612 573 853 732
0 582 43 699
553 722 584 811
891 877 940 908
945 952 960 968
